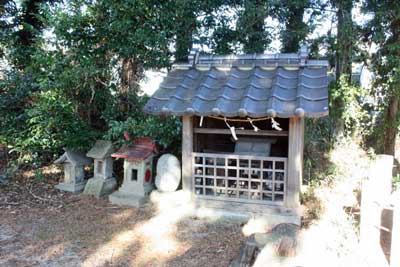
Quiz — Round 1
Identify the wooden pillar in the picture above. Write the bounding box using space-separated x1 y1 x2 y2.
182 116 193 193
391 192 400 267
360 155 393 251
285 117 304 209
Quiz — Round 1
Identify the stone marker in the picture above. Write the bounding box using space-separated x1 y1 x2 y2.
83 140 117 197
254 223 299 256
109 137 157 207
155 154 181 192
54 150 92 193
230 223 300 267
230 235 259 267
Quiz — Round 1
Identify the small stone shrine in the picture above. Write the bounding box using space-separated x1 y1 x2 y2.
83 140 117 197
54 149 92 193
109 137 157 207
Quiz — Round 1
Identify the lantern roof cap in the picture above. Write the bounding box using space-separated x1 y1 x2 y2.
54 149 92 166
86 140 114 159
112 137 157 161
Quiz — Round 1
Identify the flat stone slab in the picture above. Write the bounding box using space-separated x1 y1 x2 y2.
83 177 116 197
55 181 86 193
109 191 148 207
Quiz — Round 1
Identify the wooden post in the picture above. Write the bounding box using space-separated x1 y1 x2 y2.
285 117 304 209
182 116 193 193
360 155 393 256
391 191 400 267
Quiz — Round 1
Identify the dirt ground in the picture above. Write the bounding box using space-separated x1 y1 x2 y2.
1 140 393 267
0 167 245 267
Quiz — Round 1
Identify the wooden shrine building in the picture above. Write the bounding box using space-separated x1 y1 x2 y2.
144 46 328 218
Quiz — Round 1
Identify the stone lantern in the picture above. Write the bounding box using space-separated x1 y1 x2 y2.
83 140 117 197
54 150 92 193
109 137 157 207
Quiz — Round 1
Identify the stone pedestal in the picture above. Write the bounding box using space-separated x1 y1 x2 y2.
83 141 117 197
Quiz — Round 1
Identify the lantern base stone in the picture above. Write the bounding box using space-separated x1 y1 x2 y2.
109 191 148 207
83 177 117 197
55 181 86 193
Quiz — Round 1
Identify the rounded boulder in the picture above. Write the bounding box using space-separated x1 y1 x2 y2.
155 154 181 192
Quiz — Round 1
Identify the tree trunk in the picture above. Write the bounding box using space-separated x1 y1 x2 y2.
15 0 45 69
235 0 268 54
174 0 196 62
383 95 399 156
335 0 353 82
121 58 142 94
118 57 143 112
245 0 265 53
281 2 307 53
175 27 194 62
331 0 353 137
382 3 400 156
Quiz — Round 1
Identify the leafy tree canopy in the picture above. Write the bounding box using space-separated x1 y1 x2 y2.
0 0 399 164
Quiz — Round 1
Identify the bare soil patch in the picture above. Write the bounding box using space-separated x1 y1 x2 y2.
0 168 244 267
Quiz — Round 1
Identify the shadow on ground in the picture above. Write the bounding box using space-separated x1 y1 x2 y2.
0 169 244 267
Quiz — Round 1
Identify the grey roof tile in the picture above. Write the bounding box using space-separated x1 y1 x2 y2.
144 50 329 118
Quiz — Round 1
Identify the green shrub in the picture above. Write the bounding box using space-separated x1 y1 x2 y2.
301 186 324 227
330 77 372 138
103 94 181 154
34 169 45 182
0 70 35 152
26 90 98 154
0 70 99 163
393 174 400 190
303 117 334 185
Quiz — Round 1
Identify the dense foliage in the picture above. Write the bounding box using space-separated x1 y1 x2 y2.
0 0 399 167
362 0 400 155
